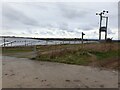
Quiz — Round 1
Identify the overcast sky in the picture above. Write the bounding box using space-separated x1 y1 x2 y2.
1 2 118 39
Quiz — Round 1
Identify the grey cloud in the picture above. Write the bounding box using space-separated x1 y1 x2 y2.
2 32 17 35
2 4 39 29
119 2 120 28
93 31 98 35
108 29 115 34
39 32 46 35
46 32 54 35
58 3 88 19
1 2 118 39
21 32 26 34
58 23 68 30
35 32 39 35
27 29 33 34
77 24 95 31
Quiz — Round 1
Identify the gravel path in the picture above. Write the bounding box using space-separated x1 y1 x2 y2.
2 56 118 88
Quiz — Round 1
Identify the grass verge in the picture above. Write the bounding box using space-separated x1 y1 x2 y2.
33 42 119 70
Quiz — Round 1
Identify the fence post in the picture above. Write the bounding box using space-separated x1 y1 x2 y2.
34 45 36 52
25 40 26 46
3 37 5 47
45 40 46 45
33 45 37 57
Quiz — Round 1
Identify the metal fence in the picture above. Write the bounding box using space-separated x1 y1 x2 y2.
0 37 95 47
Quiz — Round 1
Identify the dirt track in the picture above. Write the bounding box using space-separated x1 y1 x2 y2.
2 56 118 88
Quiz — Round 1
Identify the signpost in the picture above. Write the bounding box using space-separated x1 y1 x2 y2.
82 32 85 44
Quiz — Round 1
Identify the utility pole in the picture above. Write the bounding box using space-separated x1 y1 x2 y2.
96 10 108 41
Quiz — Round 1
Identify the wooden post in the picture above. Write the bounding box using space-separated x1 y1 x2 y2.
63 40 64 44
34 45 36 52
74 40 75 44
82 32 85 44
11 42 12 46
33 45 37 57
25 40 26 46
3 37 5 47
69 40 70 44
46 40 47 45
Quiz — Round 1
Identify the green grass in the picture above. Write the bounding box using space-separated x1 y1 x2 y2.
34 43 119 66
2 46 33 54
35 50 92 65
90 50 119 60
